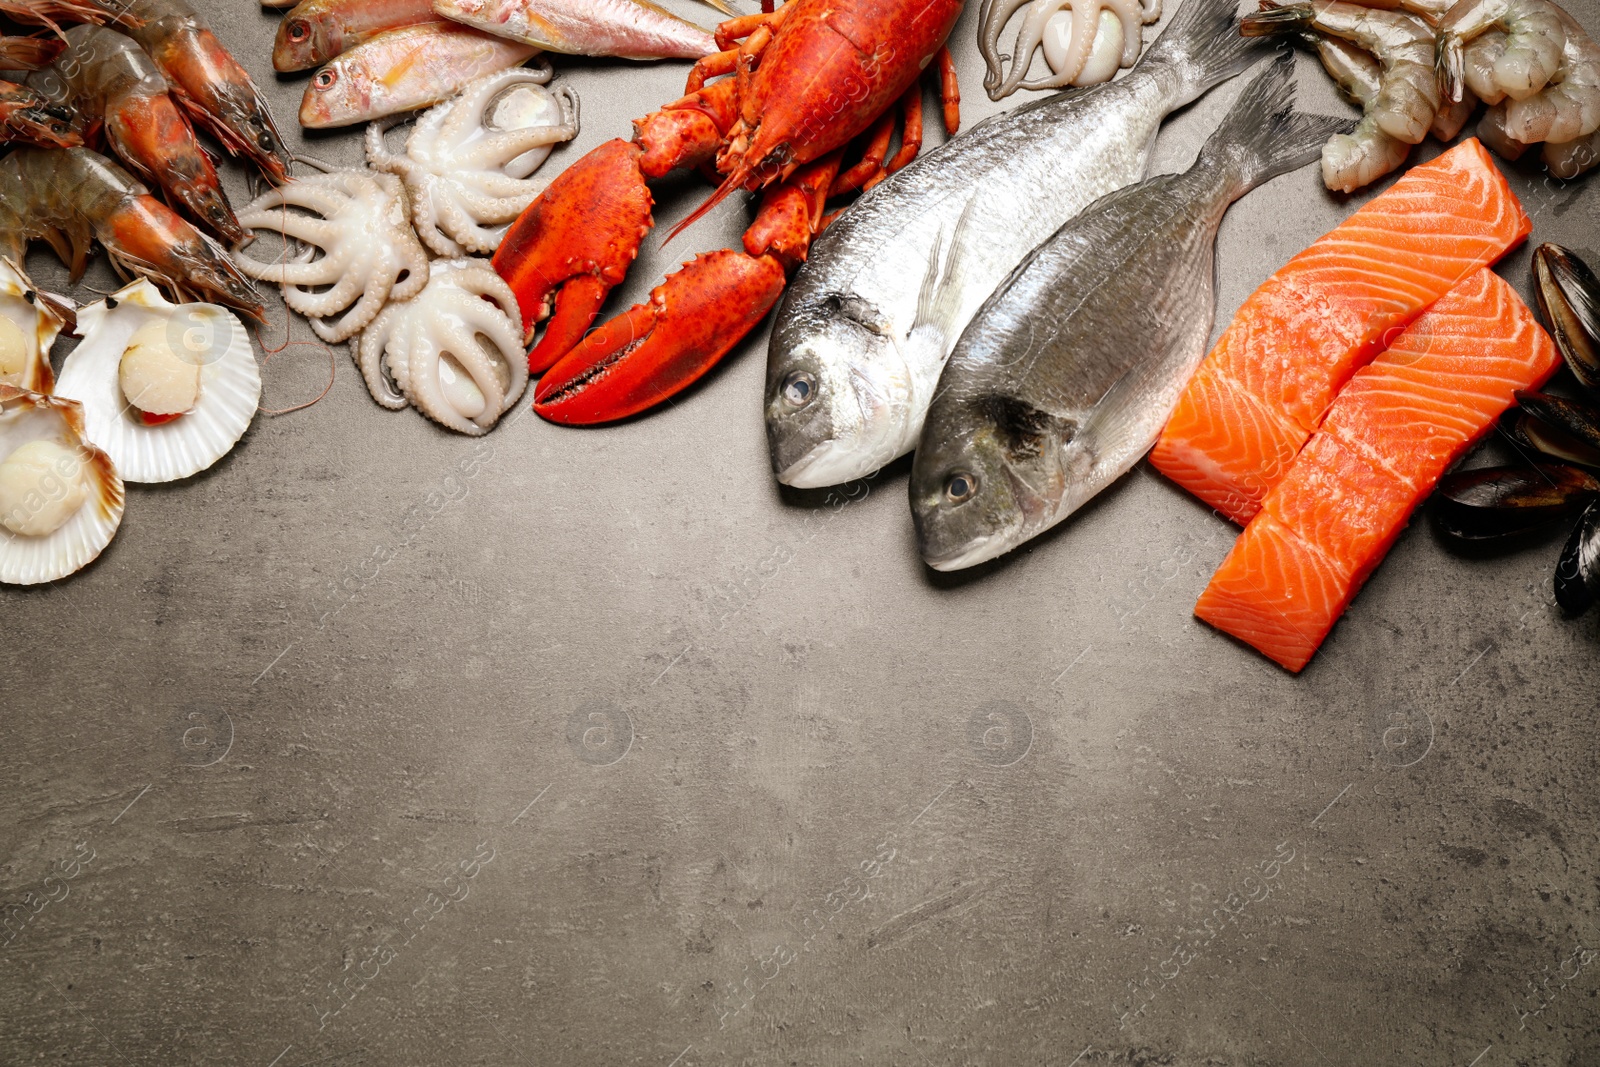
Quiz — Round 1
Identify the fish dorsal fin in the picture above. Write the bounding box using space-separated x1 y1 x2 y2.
911 195 978 343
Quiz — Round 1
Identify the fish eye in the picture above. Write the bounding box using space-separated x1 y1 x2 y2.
313 68 338 91
781 370 814 408
945 472 977 504
287 19 309 40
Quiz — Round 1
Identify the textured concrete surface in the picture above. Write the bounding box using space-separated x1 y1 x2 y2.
3 0 1600 1064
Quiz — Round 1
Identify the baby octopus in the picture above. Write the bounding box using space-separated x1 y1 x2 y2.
978 0 1160 99
365 63 580 258
231 168 429 343
356 259 527 436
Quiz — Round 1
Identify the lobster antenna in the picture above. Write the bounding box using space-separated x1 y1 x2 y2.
662 162 752 246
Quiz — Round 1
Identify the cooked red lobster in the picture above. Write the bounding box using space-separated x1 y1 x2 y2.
492 0 965 425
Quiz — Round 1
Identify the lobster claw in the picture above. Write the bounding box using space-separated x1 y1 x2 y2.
533 249 787 425
491 138 655 374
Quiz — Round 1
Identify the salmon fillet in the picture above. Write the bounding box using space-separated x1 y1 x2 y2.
1151 139 1531 524
1195 268 1559 672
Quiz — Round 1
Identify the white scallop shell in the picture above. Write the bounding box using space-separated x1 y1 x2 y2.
0 257 72 395
54 280 260 483
0 386 125 585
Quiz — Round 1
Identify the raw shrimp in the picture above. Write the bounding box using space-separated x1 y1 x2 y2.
0 147 262 317
1461 27 1510 102
1542 126 1600 177
1436 0 1566 103
1311 32 1415 189
95 0 292 181
0 79 79 147
0 0 101 32
1432 84 1479 137
0 36 77 148
1494 7 1599 145
1341 0 1453 22
0 34 63 69
27 26 244 244
1245 1 1441 144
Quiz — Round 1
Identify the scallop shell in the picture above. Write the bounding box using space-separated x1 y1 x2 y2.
0 386 125 585
0 257 72 395
54 280 260 483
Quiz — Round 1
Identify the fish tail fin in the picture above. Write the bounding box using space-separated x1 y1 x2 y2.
1141 0 1270 105
1198 52 1355 197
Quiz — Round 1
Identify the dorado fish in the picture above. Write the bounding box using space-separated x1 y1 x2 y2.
908 55 1351 571
764 0 1265 489
432 0 718 60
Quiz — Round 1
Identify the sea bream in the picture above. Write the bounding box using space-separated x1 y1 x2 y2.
764 0 1266 489
909 55 1351 571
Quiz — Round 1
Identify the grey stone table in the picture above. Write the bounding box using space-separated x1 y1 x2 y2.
3 0 1599 1063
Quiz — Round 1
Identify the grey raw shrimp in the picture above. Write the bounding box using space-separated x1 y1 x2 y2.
1309 33 1416 190
1437 0 1567 103
1245 0 1440 188
1472 7 1600 174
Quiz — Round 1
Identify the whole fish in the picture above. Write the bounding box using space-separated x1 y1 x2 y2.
274 0 439 72
433 0 718 60
909 56 1350 571
765 0 1264 489
299 22 538 127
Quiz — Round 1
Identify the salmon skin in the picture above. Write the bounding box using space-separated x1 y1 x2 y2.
1150 139 1531 524
1195 268 1560 672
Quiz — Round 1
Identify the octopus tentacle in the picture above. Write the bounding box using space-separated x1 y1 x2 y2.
355 261 527 434
372 68 579 261
1104 0 1144 66
357 307 410 410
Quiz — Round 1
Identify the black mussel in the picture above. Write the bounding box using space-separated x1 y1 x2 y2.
1534 244 1600 393
1515 390 1600 457
1433 463 1600 541
1555 500 1600 615
1510 409 1600 469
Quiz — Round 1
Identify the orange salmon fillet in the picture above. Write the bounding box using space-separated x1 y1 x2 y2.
1151 139 1531 524
1194 268 1559 672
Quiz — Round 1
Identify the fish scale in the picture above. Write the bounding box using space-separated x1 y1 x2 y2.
908 54 1351 571
763 0 1268 490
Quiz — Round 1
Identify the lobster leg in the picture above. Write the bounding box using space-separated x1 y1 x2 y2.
936 46 961 135
532 153 843 425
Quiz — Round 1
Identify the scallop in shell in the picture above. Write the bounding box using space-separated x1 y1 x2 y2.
0 257 72 395
54 280 260 483
0 386 124 585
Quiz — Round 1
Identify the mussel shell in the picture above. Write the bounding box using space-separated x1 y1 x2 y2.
1515 390 1600 457
1533 243 1600 394
1433 462 1600 540
1555 499 1600 615
1509 409 1600 469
